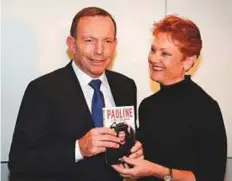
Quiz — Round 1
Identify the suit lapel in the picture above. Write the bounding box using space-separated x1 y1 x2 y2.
63 62 94 135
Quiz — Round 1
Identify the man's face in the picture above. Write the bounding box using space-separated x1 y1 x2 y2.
68 16 117 78
118 131 126 145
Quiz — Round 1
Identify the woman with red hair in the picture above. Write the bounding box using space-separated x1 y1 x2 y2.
113 15 227 181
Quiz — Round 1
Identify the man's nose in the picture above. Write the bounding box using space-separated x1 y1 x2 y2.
95 41 104 55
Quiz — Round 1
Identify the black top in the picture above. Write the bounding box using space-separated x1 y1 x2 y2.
137 76 227 181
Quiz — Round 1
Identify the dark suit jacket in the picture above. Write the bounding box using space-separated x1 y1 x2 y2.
8 61 137 181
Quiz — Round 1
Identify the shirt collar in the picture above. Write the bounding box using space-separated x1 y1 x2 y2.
72 61 108 89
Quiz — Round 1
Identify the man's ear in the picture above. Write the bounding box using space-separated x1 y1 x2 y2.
183 55 197 72
112 38 118 57
114 38 118 47
66 36 76 54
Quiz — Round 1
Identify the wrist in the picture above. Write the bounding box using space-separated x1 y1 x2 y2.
163 168 173 181
150 164 171 179
75 140 84 162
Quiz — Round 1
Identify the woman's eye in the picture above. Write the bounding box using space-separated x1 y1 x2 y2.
150 47 156 53
162 52 171 56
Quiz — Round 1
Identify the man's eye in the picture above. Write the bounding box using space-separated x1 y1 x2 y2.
84 39 95 44
105 40 113 44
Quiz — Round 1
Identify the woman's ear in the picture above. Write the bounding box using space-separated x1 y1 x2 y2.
66 36 76 54
183 55 197 72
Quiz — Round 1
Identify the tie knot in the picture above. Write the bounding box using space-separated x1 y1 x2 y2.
89 79 102 91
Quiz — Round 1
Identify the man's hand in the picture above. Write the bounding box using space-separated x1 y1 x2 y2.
129 141 144 159
78 127 120 157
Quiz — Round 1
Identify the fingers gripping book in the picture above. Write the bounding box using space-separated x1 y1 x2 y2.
103 106 136 165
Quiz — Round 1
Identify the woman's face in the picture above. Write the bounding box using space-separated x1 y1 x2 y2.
148 33 187 85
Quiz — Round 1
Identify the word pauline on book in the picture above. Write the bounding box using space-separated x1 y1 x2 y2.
106 107 133 121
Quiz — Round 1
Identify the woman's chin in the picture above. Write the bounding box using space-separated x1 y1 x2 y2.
150 73 163 83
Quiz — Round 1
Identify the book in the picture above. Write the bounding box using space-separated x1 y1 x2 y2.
103 106 136 165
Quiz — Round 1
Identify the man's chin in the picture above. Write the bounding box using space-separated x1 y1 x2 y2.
89 70 105 78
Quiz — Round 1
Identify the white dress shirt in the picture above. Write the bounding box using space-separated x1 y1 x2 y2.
72 61 116 161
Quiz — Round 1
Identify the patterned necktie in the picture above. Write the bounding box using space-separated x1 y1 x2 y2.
89 79 105 127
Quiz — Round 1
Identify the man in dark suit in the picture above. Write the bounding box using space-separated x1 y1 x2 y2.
8 7 143 181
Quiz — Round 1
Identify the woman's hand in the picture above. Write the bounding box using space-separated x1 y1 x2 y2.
129 141 144 159
112 156 158 179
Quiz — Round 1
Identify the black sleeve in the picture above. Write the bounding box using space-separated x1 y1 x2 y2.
194 101 227 181
136 99 147 143
8 81 76 176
